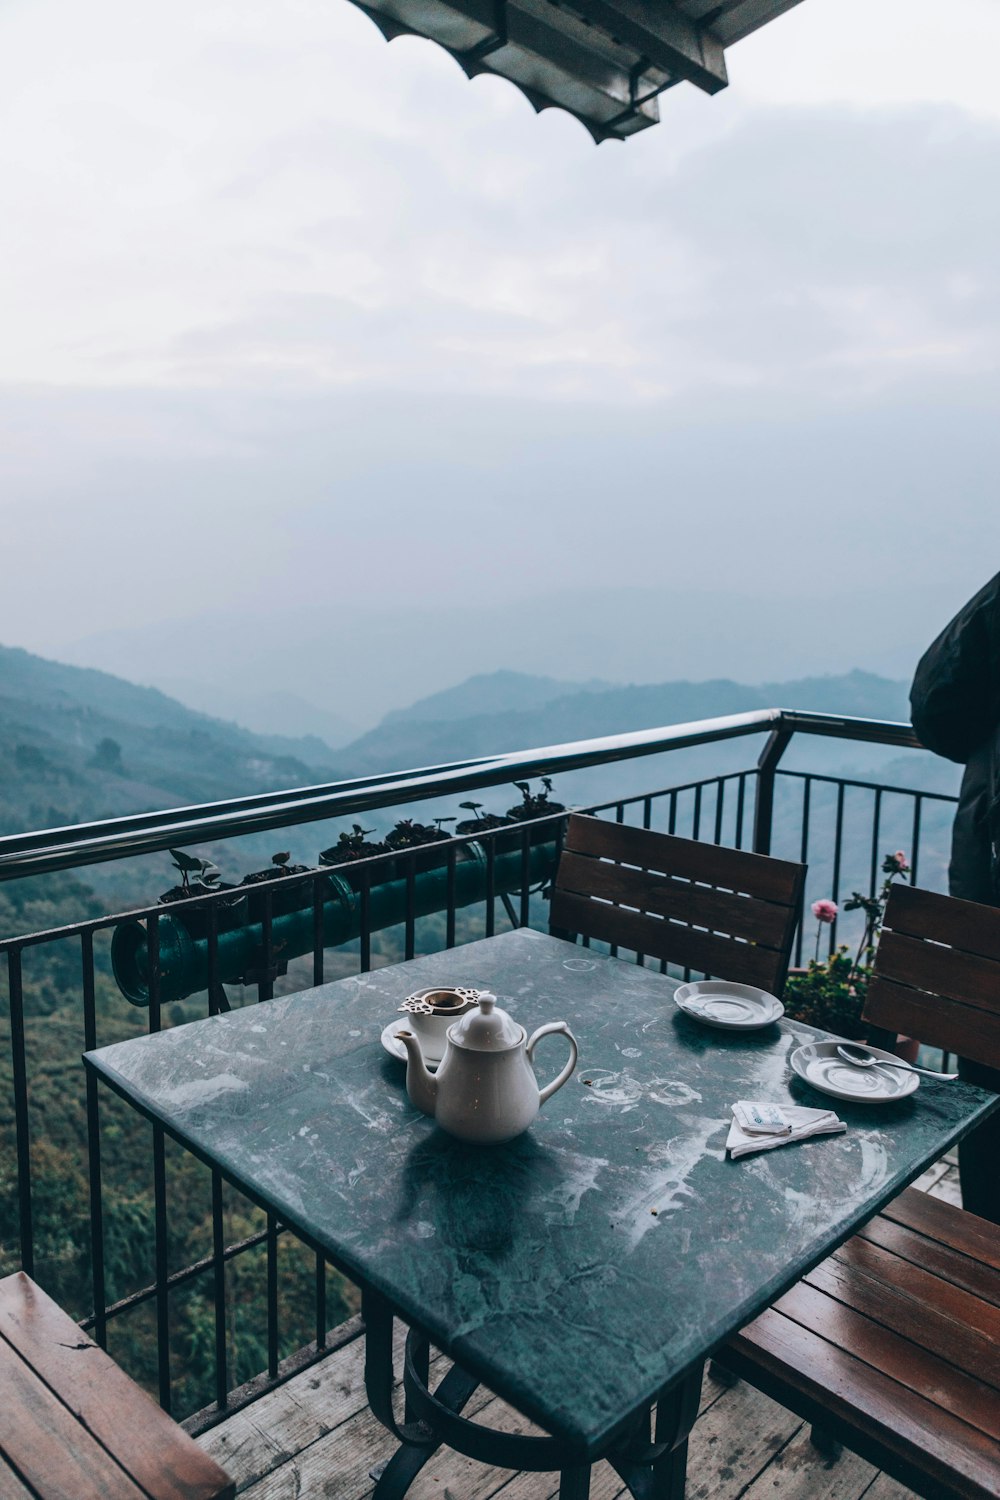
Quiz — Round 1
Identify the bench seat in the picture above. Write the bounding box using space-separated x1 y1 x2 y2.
725 1186 1000 1500
0 1271 233 1500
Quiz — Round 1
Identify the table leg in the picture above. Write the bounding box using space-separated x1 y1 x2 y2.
559 1465 592 1498
363 1286 436 1447
609 1362 703 1500
362 1288 481 1500
373 1360 482 1500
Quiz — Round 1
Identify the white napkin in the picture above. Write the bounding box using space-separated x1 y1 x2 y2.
726 1100 845 1159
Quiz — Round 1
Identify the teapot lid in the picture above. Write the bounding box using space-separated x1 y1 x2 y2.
447 992 523 1051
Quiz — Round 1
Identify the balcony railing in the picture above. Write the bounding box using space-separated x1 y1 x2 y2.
0 708 957 1430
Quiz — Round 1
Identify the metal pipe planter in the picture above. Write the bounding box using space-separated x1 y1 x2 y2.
111 838 559 1006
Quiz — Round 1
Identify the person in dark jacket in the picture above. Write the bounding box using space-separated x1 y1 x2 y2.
910 570 1000 1223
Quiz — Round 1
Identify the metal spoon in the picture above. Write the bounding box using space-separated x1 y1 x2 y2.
835 1043 958 1081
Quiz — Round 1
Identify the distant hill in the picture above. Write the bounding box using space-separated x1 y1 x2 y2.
0 643 336 840
382 671 614 727
332 669 914 777
152 677 358 748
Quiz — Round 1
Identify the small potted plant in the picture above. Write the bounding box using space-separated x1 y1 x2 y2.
455 801 514 837
784 851 913 1044
382 817 457 877
158 849 247 939
237 850 325 920
455 780 566 851
502 778 566 848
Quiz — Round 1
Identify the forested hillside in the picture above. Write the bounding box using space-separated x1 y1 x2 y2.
0 643 335 840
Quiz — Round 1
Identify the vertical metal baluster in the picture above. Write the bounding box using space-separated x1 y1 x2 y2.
206 904 220 1016
735 775 746 849
869 788 883 895
829 784 845 957
692 784 702 841
267 1213 279 1380
485 839 496 938
796 778 812 967
8 948 33 1278
360 865 372 974
212 1171 228 1410
405 859 416 961
205 905 228 1407
315 1251 327 1351
910 796 922 886
259 891 274 1003
446 846 456 950
520 826 530 928
312 874 325 987
668 791 678 836
147 913 171 1412
615 802 625 824
82 932 106 1346
713 780 725 845
642 796 652 831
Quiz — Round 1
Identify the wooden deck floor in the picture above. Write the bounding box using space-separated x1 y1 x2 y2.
196 1158 962 1500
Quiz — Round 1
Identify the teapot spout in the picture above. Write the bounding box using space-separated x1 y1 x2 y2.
398 1030 438 1116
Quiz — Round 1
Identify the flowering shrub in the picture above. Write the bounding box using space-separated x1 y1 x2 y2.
784 851 911 1037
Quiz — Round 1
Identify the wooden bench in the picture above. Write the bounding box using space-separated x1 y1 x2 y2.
0 1272 234 1500
725 884 1000 1500
550 814 806 995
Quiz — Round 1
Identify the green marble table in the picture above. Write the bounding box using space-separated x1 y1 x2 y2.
85 929 997 1492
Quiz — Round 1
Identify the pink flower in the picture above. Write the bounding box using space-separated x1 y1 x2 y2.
894 851 908 869
812 899 838 923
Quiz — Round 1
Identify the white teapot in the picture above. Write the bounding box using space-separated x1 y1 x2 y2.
397 992 578 1144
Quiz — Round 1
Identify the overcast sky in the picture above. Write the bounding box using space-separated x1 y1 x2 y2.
1 0 999 718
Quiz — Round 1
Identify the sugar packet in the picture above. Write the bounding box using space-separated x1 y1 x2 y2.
732 1100 791 1136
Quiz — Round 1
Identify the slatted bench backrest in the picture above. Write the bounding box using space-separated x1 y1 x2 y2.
864 883 1000 1069
550 814 805 995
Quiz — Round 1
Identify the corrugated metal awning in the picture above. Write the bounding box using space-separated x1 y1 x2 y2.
347 0 808 141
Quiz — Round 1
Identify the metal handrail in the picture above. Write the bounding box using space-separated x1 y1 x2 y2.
0 707 922 881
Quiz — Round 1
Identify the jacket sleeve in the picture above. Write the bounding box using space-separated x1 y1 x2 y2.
910 572 1000 763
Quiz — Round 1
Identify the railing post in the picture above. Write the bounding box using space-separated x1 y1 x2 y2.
753 728 793 856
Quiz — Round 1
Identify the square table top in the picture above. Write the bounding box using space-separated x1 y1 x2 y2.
84 928 998 1460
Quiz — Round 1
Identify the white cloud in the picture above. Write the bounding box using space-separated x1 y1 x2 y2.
1 0 998 396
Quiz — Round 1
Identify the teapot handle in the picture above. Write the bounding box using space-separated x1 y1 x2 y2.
526 1021 578 1106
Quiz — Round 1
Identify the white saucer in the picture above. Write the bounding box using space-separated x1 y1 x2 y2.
789 1040 919 1103
673 980 784 1031
380 1020 439 1070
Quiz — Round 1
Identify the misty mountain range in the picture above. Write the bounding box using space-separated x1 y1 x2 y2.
60 583 935 733
1 638 949 835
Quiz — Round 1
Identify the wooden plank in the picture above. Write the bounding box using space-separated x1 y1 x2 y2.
0 1453 39 1499
198 1322 407 1494
831 1233 1000 1346
548 888 782 991
855 1218 1000 1310
731 1309 1000 1500
0 1336 147 1500
861 1475 921 1500
862 976 1000 1065
802 1254 1000 1392
881 1187 1000 1273
562 817 803 905
730 1423 879 1500
772 1281 1000 1441
554 851 790 947
874 932 1000 1018
931 1166 964 1208
885 884 1000 965
0 1273 234 1500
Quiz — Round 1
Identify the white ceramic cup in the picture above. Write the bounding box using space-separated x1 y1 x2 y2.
400 988 478 1063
